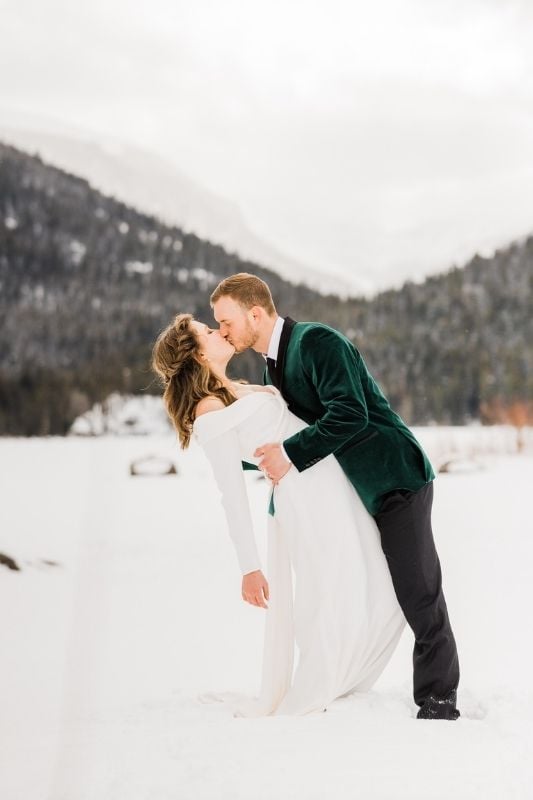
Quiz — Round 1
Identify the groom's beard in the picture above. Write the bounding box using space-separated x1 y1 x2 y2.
228 321 260 353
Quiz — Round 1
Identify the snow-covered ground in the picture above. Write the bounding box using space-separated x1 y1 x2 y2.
70 392 533 470
1 433 532 800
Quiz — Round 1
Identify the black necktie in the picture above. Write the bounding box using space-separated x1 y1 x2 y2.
266 357 280 389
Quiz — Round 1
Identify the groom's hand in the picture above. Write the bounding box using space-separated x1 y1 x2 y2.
242 570 269 608
254 443 292 484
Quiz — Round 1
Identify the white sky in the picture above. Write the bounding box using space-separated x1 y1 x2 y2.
2 0 533 291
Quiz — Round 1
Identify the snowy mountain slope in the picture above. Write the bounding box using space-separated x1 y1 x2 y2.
0 124 360 297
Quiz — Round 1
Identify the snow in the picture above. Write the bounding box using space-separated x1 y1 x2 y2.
0 435 532 799
125 260 154 275
69 393 533 466
4 215 18 229
70 393 172 437
0 127 360 298
69 240 87 266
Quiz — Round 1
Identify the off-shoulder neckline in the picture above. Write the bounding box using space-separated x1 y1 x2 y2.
192 385 280 429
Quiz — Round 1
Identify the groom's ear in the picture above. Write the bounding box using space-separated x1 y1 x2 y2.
250 305 264 322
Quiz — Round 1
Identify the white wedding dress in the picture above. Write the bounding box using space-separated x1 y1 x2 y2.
193 386 405 717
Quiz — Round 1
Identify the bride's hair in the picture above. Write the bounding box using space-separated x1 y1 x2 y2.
151 313 237 448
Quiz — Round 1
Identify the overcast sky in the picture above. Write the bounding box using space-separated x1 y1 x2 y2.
2 0 533 292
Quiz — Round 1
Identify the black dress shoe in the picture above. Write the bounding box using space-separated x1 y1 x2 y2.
416 689 460 720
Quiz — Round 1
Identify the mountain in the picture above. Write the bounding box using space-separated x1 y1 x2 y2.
0 142 531 435
0 125 359 297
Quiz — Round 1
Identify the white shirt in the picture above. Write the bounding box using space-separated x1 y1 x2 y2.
266 315 285 363
264 316 291 464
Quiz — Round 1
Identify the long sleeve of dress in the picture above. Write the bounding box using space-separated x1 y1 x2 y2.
201 426 263 576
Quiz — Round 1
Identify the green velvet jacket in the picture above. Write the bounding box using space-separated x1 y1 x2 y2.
255 319 435 516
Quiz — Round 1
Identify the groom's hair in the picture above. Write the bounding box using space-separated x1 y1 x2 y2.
210 273 276 316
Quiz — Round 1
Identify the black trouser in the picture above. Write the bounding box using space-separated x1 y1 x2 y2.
374 481 460 707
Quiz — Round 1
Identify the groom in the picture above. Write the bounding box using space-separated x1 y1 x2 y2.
210 273 460 720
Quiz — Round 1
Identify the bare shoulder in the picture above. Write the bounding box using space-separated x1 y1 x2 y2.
194 395 226 418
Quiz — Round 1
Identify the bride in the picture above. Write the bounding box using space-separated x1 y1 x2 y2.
151 313 405 717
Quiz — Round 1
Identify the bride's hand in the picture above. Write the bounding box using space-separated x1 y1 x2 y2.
242 570 269 609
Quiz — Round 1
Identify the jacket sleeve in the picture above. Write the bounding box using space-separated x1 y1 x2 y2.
201 427 263 576
282 326 369 471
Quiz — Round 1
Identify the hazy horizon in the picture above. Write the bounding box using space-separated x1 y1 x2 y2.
2 0 533 293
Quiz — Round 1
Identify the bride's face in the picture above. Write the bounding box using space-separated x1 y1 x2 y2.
190 320 235 364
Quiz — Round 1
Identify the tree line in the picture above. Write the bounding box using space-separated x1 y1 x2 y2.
0 142 531 435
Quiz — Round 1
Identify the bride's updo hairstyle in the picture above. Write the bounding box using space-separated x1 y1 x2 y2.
151 313 236 448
